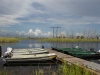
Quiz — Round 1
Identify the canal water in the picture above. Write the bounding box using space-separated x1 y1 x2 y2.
0 39 100 74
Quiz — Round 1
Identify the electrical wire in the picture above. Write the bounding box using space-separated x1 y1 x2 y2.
0 4 17 14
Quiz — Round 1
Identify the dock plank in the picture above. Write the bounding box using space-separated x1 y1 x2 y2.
46 48 100 75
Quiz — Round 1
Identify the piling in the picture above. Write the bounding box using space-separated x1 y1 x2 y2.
0 46 2 57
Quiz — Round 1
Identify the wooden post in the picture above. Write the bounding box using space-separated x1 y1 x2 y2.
0 46 2 57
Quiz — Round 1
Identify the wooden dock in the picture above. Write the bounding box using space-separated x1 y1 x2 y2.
46 48 100 75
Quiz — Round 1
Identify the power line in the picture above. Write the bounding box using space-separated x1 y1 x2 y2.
0 5 18 15
0 5 17 13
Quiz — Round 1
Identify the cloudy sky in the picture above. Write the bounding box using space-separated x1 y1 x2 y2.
0 0 100 37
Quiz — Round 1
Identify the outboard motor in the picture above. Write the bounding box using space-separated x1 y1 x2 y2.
7 47 12 52
3 51 12 58
3 52 9 58
90 48 94 52
3 47 12 58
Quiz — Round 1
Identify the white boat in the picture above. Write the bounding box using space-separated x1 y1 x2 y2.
12 50 49 55
3 53 57 63
13 48 45 51
2 47 57 63
12 48 48 53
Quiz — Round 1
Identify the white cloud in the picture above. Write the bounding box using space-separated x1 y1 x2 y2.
28 28 52 37
0 28 53 37
28 28 42 36
34 28 42 36
0 15 19 26
60 31 66 36
43 32 52 37
76 33 83 36
0 0 33 26
29 29 33 34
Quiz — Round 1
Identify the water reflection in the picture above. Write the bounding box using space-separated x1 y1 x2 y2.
0 40 100 54
34 43 41 48
29 44 33 48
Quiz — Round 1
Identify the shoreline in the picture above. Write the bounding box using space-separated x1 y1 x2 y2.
38 38 100 42
0 37 18 43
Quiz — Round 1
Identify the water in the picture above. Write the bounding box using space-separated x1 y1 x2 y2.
0 40 61 75
1 40 100 53
0 39 100 74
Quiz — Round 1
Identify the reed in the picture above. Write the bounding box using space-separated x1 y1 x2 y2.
0 62 97 75
38 38 100 42
56 61 97 75
0 37 18 43
0 69 13 75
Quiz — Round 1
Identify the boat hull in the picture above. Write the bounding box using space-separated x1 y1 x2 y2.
52 47 100 59
3 55 57 63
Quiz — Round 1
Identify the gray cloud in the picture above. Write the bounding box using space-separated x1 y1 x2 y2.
35 0 100 17
66 0 100 17
0 0 100 27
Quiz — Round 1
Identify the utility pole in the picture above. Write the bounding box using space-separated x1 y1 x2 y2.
50 27 61 38
56 27 61 38
50 27 55 38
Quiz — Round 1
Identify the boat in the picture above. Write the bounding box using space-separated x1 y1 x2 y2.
12 48 49 54
12 50 49 55
51 47 100 59
3 53 57 63
2 47 57 63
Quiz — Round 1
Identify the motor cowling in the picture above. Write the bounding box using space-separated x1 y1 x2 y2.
3 47 12 58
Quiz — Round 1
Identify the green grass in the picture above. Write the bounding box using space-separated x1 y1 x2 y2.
0 62 97 75
0 37 18 43
56 61 97 75
38 38 100 42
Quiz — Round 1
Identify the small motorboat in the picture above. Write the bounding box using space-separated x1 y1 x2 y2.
12 48 49 54
2 47 57 63
3 53 57 63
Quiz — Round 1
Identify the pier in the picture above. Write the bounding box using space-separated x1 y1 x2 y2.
46 48 100 75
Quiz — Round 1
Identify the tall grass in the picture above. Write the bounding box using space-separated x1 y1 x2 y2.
0 62 97 75
0 69 13 75
56 61 97 75
38 38 100 42
0 37 18 43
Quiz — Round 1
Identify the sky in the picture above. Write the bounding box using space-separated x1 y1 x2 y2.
0 0 100 37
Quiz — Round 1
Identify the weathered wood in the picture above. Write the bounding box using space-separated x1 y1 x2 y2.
46 48 100 75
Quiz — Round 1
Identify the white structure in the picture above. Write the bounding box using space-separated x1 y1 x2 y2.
97 50 100 53
75 46 79 48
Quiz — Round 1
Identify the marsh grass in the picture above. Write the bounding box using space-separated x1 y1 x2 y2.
0 62 97 75
0 69 13 75
56 61 97 75
38 38 100 42
0 37 18 43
